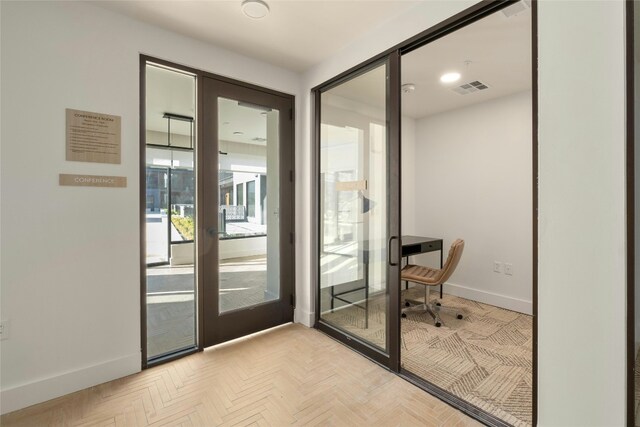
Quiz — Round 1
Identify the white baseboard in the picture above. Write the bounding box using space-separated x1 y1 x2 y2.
294 308 315 327
1 352 140 415
443 282 532 315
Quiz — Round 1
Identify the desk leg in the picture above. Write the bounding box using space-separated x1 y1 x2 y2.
404 256 409 290
440 249 443 299
331 286 334 312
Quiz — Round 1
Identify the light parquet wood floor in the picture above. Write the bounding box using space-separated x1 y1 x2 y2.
2 324 481 427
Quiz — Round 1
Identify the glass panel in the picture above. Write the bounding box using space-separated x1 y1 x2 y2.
145 166 169 264
145 64 197 359
399 8 533 426
217 97 280 313
236 183 244 205
247 180 256 217
319 63 388 352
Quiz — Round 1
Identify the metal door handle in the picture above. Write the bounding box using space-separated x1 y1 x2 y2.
388 236 400 266
207 227 219 237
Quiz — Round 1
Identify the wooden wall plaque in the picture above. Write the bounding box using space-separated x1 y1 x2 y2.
59 174 127 188
66 109 121 164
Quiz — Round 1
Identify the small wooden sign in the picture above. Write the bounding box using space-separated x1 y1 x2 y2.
66 109 121 164
335 180 367 192
59 174 127 188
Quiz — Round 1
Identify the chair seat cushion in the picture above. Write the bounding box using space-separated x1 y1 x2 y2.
401 264 441 285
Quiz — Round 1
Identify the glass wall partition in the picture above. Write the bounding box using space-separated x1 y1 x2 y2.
397 6 533 426
317 59 401 363
144 63 197 361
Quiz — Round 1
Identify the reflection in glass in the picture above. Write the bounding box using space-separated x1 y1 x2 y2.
217 97 280 313
145 64 197 360
319 63 388 351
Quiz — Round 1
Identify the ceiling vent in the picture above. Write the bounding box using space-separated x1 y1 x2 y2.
501 0 530 18
451 80 489 95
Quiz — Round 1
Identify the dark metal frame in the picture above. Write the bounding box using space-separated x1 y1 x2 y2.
199 75 295 347
140 57 200 369
163 112 194 149
627 1 635 426
314 55 402 367
531 2 538 425
312 1 538 425
140 55 296 368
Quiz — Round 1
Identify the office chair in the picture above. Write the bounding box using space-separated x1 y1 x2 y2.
401 239 465 327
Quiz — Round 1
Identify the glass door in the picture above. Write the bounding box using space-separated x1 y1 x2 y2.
316 57 401 367
143 62 197 363
201 76 294 346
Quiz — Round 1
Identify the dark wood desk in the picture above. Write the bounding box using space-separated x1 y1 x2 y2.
401 235 444 298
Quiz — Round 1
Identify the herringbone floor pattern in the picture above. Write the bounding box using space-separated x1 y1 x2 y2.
1 324 481 427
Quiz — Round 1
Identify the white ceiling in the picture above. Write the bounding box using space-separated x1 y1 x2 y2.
144 1 531 140
401 3 531 118
94 0 422 72
327 3 531 119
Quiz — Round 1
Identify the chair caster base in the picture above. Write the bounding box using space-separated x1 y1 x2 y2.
401 313 407 318
457 314 463 320
405 301 410 307
435 322 441 327
436 302 441 307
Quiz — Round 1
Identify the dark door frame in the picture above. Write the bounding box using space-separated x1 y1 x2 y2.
140 55 296 369
311 1 537 426
627 1 635 426
200 74 295 347
313 55 401 369
140 56 201 368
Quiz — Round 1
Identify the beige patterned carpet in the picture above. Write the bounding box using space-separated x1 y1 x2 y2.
322 287 533 427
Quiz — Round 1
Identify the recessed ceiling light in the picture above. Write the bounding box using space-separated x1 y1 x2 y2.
401 83 416 93
241 0 270 19
440 72 461 84
233 131 244 135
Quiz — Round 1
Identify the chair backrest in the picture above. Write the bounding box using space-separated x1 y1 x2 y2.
436 239 465 284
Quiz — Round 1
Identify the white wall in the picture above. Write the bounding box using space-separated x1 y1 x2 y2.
538 1 626 425
401 116 417 235
411 91 532 314
0 0 300 414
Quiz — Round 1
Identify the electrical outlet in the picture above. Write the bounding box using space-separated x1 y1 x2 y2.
0 320 9 341
493 261 502 273
504 263 513 276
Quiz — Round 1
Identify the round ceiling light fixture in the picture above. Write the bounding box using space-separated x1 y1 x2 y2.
440 72 461 84
401 83 416 93
241 0 270 19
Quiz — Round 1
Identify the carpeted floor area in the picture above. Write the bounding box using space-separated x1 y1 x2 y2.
322 287 532 427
